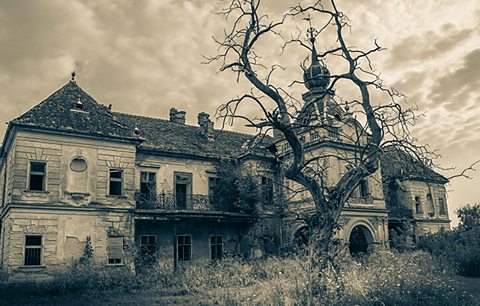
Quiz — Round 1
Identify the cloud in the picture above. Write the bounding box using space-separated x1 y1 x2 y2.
428 49 480 110
386 26 475 68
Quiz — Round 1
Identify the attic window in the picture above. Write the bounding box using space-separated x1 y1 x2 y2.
75 99 83 110
70 157 87 172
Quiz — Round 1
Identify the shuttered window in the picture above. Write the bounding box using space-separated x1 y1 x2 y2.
107 236 124 265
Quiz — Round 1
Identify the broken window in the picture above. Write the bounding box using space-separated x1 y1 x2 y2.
140 235 157 259
29 162 46 191
261 176 274 203
25 235 42 266
107 236 123 265
210 235 223 260
415 196 422 213
177 235 191 261
140 172 156 202
109 169 123 196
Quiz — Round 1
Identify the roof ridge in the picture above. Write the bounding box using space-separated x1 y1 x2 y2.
113 111 263 139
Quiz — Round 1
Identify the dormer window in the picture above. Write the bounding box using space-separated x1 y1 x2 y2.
75 99 83 110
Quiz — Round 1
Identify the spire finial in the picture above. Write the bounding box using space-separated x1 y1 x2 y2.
71 71 76 83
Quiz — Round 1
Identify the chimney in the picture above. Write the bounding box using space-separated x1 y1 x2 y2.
197 112 214 141
169 108 186 124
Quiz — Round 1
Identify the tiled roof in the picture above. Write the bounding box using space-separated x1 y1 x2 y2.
10 81 272 159
113 112 273 159
380 147 448 183
12 81 139 141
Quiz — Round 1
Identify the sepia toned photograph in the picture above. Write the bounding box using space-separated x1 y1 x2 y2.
0 0 479 305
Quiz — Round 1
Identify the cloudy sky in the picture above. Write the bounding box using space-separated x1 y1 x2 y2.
0 0 478 226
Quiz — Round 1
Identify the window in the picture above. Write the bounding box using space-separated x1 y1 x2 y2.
140 235 157 258
208 177 220 201
177 235 191 261
261 176 274 203
29 162 46 191
439 198 446 215
24 235 42 266
310 130 319 141
140 172 156 202
359 179 368 198
175 172 192 209
107 236 123 265
352 179 368 198
210 235 223 260
109 169 123 196
70 157 87 172
415 196 422 213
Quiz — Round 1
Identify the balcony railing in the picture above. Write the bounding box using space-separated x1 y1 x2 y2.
135 192 215 211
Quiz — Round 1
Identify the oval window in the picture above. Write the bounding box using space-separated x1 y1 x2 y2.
70 158 87 172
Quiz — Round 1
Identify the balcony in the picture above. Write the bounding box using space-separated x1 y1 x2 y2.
135 192 214 211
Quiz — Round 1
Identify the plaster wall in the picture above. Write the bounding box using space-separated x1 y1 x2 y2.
2 207 133 281
10 130 136 208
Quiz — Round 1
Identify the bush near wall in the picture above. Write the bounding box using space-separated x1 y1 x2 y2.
0 251 475 305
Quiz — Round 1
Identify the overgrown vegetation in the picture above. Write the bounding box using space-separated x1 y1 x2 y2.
211 161 260 214
419 203 480 277
0 251 475 305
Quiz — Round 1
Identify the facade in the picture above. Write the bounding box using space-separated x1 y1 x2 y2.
381 149 451 241
0 62 450 281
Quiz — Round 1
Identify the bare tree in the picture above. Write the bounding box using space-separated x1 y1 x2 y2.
205 0 474 262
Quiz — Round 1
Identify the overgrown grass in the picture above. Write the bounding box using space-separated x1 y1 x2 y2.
0 251 476 305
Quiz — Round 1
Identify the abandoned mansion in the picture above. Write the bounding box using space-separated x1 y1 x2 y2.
0 63 451 281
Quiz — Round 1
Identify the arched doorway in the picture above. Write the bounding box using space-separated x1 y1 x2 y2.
349 225 374 256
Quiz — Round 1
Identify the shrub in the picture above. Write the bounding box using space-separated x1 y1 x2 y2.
418 203 480 277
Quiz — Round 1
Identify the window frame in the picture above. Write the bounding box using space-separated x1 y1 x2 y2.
174 172 192 209
140 171 157 201
108 169 124 196
28 161 47 191
24 234 42 266
210 235 223 260
176 235 192 262
140 235 157 258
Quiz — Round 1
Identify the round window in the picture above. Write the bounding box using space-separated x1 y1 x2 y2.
70 157 87 172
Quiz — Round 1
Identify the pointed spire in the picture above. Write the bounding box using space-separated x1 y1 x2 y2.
303 27 330 91
307 27 319 65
